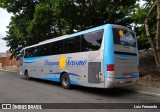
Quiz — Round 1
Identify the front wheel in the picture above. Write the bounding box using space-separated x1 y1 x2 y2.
61 73 71 89
25 70 30 80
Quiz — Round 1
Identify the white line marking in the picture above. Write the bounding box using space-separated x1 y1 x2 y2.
137 91 160 97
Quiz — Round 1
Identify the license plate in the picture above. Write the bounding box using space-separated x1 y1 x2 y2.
125 74 130 78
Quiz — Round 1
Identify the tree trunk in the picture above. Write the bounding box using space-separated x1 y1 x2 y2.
145 19 160 69
156 0 160 60
144 0 160 71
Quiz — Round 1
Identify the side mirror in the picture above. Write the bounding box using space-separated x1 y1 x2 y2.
16 54 23 61
16 57 19 61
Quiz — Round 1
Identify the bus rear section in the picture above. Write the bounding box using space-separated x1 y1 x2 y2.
104 25 139 88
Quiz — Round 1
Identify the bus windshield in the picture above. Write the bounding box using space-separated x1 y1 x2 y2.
113 28 136 47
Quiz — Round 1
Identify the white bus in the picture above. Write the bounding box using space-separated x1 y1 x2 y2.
18 24 139 89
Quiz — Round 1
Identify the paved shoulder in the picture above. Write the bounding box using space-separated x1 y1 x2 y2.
121 85 160 97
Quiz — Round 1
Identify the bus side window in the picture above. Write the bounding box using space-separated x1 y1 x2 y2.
54 41 64 55
75 36 81 53
64 36 81 54
64 39 69 53
81 30 103 52
68 38 75 53
80 35 87 51
50 42 55 55
42 44 50 56
24 49 29 58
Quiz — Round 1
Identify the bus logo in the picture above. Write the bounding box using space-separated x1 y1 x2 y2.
44 56 87 68
59 56 67 69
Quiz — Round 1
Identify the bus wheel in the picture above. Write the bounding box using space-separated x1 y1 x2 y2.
61 73 70 89
25 70 30 80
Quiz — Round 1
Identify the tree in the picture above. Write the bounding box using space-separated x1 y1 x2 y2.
131 1 157 50
0 0 39 57
144 0 160 70
0 0 137 57
132 0 160 70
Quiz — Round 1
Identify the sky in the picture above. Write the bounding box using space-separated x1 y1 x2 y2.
0 8 12 53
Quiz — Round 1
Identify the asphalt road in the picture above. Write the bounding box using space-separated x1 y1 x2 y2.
0 71 159 112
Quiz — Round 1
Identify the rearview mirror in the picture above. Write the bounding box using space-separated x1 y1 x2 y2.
16 54 23 60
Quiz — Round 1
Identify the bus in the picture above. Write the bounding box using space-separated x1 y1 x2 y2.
18 24 139 89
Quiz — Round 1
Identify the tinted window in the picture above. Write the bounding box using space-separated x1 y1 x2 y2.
113 28 136 47
24 49 29 58
75 36 81 52
35 46 41 56
81 30 103 51
34 45 44 56
64 37 81 53
50 43 54 55
24 29 103 57
41 44 50 56
31 47 37 57
24 44 51 57
51 40 64 55
20 50 24 57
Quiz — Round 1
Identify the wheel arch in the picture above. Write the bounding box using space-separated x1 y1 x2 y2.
60 71 68 82
24 68 29 75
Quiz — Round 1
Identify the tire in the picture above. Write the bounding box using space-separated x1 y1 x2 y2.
61 73 71 89
25 70 30 80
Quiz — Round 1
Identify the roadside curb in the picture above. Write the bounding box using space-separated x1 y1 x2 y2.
0 69 17 73
123 85 160 97
134 90 160 97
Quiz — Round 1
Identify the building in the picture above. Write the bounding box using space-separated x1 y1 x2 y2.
0 50 19 67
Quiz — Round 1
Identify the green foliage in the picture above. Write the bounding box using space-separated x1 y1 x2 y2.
1 0 137 56
28 3 55 43
131 0 157 50
136 26 151 49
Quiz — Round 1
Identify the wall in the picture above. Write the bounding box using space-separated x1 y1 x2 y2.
0 57 19 67
0 53 7 57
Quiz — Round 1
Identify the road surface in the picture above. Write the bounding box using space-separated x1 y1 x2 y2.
0 71 159 112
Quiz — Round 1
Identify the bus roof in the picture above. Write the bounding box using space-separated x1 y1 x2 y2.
24 24 133 49
24 24 106 49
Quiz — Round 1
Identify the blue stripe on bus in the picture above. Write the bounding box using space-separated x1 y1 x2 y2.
24 56 45 63
115 72 138 79
49 72 80 76
48 72 61 75
103 24 114 77
39 77 81 86
46 72 81 86
130 72 138 78
70 81 81 86
68 73 80 76
40 77 60 82
24 62 35 63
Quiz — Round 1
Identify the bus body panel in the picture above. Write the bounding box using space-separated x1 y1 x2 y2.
104 25 139 88
103 24 114 78
18 24 139 88
22 51 104 87
23 52 88 86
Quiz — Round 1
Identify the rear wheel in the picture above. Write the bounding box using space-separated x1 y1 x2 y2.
25 70 30 80
61 73 71 89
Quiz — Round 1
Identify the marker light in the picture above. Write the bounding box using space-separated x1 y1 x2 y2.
107 64 114 71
